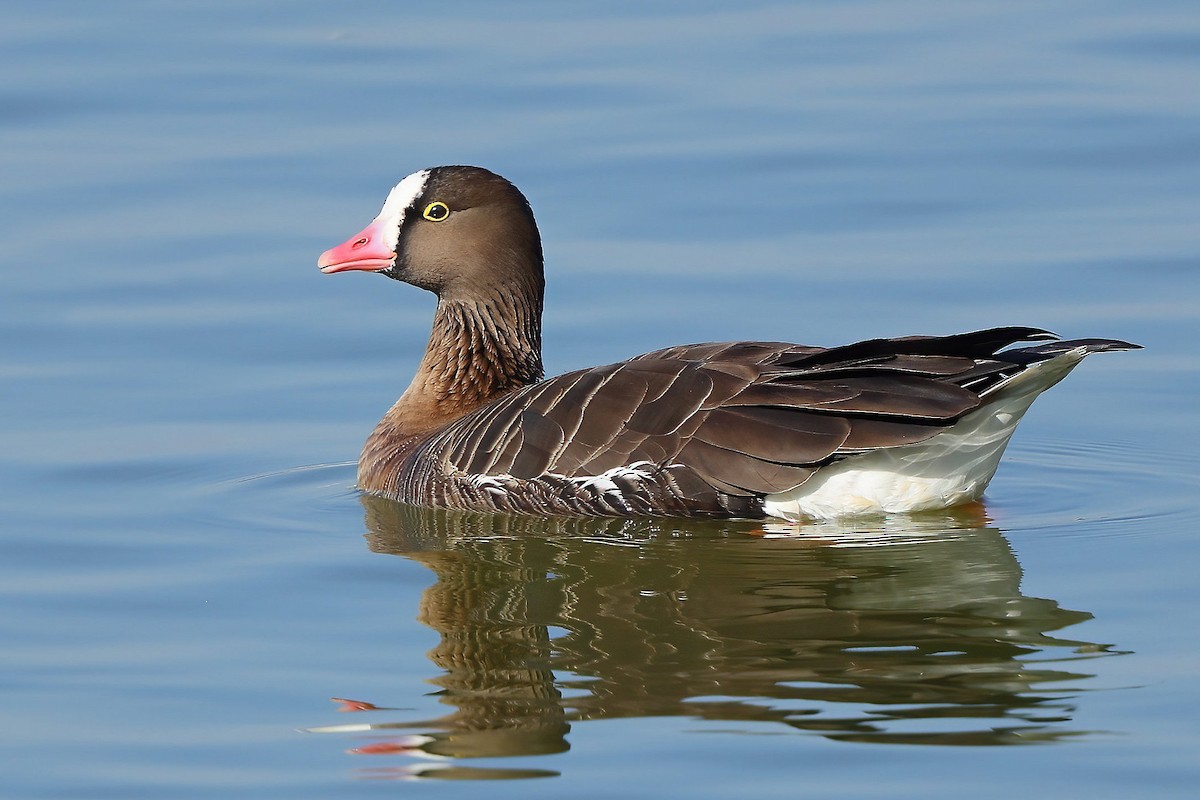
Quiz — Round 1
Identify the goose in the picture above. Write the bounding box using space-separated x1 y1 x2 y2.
318 166 1137 520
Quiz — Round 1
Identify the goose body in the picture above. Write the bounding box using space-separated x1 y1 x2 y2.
318 166 1137 520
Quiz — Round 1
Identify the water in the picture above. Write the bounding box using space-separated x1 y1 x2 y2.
2 1 1198 797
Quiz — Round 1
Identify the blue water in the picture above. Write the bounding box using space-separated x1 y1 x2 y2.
3 1 1199 797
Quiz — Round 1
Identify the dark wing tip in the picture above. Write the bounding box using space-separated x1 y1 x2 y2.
1084 338 1142 352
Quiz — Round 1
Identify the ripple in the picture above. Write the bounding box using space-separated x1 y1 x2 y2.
229 460 358 492
984 435 1198 539
199 460 359 534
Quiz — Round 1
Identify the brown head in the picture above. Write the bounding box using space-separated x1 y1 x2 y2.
318 165 545 306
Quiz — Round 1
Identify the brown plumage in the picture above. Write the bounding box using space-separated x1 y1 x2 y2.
318 166 1138 519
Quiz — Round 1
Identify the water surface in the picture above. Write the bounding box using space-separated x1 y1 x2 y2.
2 1 1198 798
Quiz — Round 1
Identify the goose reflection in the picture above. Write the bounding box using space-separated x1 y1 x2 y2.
319 498 1124 776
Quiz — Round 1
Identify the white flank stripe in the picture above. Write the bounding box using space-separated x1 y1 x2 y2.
574 462 655 492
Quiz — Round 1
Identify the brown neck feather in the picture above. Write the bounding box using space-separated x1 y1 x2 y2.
358 289 543 492
419 292 544 406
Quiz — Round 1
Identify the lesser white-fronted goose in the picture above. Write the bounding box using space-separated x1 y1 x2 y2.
318 166 1137 520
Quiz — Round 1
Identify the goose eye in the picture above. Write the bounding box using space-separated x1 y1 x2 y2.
422 201 450 222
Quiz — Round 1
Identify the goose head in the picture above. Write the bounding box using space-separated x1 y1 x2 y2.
317 165 544 304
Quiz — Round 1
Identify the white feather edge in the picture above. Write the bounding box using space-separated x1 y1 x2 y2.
467 463 656 497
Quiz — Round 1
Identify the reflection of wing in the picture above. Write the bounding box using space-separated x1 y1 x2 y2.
433 326 1128 498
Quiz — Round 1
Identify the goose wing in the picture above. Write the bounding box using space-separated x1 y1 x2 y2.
437 326 1130 496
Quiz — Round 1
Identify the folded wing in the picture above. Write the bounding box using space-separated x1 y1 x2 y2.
437 327 1134 496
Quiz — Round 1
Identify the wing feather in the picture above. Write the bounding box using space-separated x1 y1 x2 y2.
695 407 850 465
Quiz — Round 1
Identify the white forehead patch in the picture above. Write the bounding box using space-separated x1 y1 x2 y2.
374 169 431 251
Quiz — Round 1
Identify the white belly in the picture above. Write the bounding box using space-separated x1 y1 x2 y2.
762 348 1088 520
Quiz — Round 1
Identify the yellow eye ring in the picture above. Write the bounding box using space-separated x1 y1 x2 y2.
422 201 450 221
